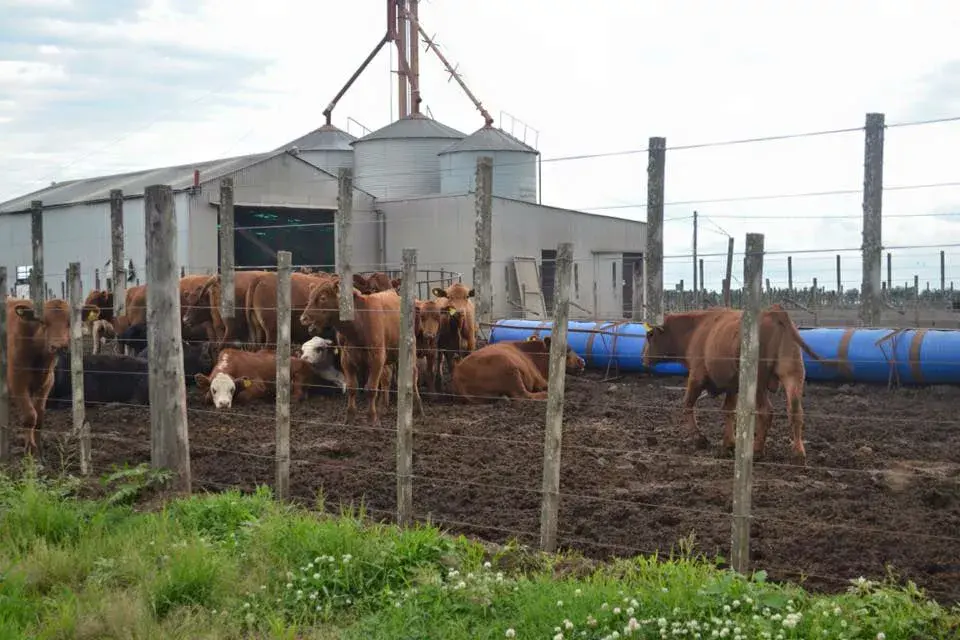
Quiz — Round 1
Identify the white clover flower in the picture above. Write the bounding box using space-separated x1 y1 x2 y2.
876 633 886 640
484 561 492 569
613 607 621 615
557 600 564 607
575 588 582 596
553 634 564 640
564 619 574 630
505 630 515 639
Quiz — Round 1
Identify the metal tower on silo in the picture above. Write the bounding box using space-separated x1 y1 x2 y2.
320 0 542 199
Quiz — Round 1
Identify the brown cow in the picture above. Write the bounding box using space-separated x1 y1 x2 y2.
414 298 458 395
300 281 423 424
182 270 267 349
6 298 96 454
247 271 339 348
83 290 114 324
451 336 585 401
195 347 314 408
352 272 396 294
641 307 827 464
432 282 477 378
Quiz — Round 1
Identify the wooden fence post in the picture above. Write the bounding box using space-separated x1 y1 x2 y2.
860 112 885 328
787 256 793 294
539 241 573 553
396 248 417 527
474 156 493 324
337 168 355 321
645 137 666 324
0 267 8 463
631 259 643 320
730 232 765 575
68 262 91 475
940 250 946 293
886 252 892 292
836 254 842 299
722 237 734 307
699 258 705 308
110 189 126 317
914 274 920 327
144 184 191 493
275 250 292 500
219 178 236 321
30 200 44 315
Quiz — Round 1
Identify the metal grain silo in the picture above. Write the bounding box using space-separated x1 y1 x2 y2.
278 124 356 174
438 126 539 202
351 114 465 199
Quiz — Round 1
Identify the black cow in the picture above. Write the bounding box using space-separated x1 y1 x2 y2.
136 340 215 384
49 351 150 409
117 322 148 355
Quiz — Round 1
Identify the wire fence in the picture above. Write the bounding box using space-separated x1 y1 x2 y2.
3 112 960 605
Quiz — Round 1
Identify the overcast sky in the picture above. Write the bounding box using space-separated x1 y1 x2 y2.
2 0 960 291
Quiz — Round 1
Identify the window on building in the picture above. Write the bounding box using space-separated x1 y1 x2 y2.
16 266 31 282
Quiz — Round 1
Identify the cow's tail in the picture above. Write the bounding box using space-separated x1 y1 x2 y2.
245 275 263 350
769 307 841 368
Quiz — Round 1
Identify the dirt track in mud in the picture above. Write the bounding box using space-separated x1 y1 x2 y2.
22 371 960 604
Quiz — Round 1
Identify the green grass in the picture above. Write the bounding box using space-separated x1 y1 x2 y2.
0 463 956 639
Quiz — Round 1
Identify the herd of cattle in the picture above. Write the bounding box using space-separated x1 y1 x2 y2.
5 269 587 456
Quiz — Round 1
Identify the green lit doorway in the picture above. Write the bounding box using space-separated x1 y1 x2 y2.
223 206 336 271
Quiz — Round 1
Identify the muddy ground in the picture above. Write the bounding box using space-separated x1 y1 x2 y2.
18 372 960 604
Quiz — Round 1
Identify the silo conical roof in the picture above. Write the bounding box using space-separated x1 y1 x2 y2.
277 124 357 152
353 113 466 143
439 125 538 155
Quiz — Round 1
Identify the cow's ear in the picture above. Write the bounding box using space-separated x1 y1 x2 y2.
239 376 253 390
466 288 476 298
83 305 100 322
543 336 552 349
333 347 339 356
14 306 37 321
431 287 446 298
195 373 211 390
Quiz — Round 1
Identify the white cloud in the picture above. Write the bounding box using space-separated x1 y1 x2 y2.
1 0 960 291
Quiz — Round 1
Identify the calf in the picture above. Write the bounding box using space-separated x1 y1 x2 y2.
300 281 423 424
195 347 315 408
642 306 828 464
6 298 83 454
48 352 150 408
451 336 585 401
432 283 477 377
414 298 458 395
299 336 347 395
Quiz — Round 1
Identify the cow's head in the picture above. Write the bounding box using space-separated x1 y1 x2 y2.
390 277 402 292
415 299 455 343
352 273 374 294
433 283 475 301
539 336 586 374
300 281 341 333
642 323 678 370
300 336 346 393
195 371 251 408
12 300 75 353
183 276 217 327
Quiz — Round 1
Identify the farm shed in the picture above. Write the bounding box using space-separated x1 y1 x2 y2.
378 194 646 320
1 114 646 320
0 150 379 297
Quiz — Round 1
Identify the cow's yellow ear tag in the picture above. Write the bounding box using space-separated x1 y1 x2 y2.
333 347 339 355
448 308 457 317
242 379 252 389
87 311 98 321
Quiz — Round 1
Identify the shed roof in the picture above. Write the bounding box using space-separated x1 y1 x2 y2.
0 150 284 214
438 125 538 155
353 113 466 144
276 124 357 152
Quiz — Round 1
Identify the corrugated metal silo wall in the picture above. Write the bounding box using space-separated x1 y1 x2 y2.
440 150 537 202
353 138 455 199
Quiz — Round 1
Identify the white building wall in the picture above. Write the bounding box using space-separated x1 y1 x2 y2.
0 193 184 300
378 194 646 319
